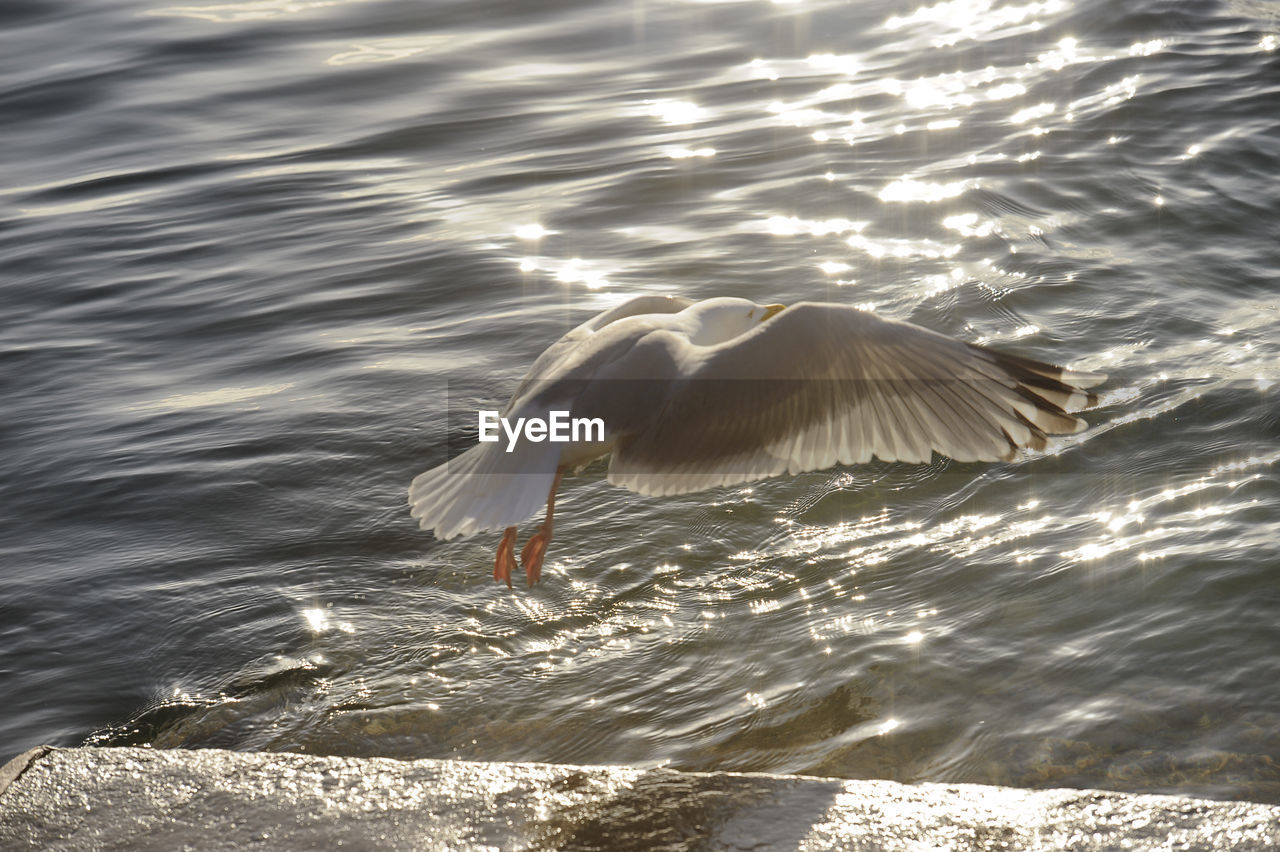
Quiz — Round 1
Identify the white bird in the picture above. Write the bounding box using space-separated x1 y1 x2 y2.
409 295 1104 587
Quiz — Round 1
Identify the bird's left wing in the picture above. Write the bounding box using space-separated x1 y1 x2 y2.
505 295 694 413
607 302 1103 496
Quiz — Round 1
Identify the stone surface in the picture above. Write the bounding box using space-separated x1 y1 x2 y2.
1 746 1277 850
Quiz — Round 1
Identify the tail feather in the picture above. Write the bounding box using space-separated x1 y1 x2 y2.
409 440 561 540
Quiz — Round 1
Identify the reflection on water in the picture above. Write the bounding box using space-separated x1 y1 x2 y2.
86 444 1280 798
149 0 372 23
3 0 1279 807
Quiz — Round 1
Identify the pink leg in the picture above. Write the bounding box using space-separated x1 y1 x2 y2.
494 526 518 588
520 472 564 587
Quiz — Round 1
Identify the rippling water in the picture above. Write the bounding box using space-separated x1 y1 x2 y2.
3 0 1279 805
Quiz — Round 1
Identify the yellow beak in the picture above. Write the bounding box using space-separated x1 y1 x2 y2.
761 303 786 321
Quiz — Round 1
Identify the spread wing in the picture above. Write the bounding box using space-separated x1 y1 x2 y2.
607 302 1104 496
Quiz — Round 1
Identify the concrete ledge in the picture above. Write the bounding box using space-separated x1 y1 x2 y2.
1 746 1277 850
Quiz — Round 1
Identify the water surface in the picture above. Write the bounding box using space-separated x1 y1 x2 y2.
2 0 1279 804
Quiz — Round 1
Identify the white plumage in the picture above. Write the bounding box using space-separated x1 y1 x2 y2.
409 295 1104 586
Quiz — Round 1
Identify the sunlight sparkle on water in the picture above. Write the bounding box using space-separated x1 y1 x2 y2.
1128 39 1165 57
762 216 866 237
663 146 716 159
514 223 551 240
1010 102 1055 124
846 233 960 261
131 382 294 413
806 53 859 75
149 0 363 23
1102 75 1141 106
646 99 706 125
986 82 1028 100
300 606 355 635
878 177 973 203
1058 457 1276 567
943 212 997 238
302 608 328 632
515 255 613 289
884 0 1069 46
1037 36 1080 69
326 36 452 66
919 269 967 296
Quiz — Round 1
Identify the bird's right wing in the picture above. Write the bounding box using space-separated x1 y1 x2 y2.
607 302 1103 496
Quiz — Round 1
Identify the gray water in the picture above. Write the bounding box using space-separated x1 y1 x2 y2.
3 0 1279 805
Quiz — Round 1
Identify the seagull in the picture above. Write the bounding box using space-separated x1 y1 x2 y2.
409 295 1104 587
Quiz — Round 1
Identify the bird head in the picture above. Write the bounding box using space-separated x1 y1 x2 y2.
683 298 786 345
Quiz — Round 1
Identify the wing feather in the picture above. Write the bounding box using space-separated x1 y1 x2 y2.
607 302 1102 495
409 433 562 539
